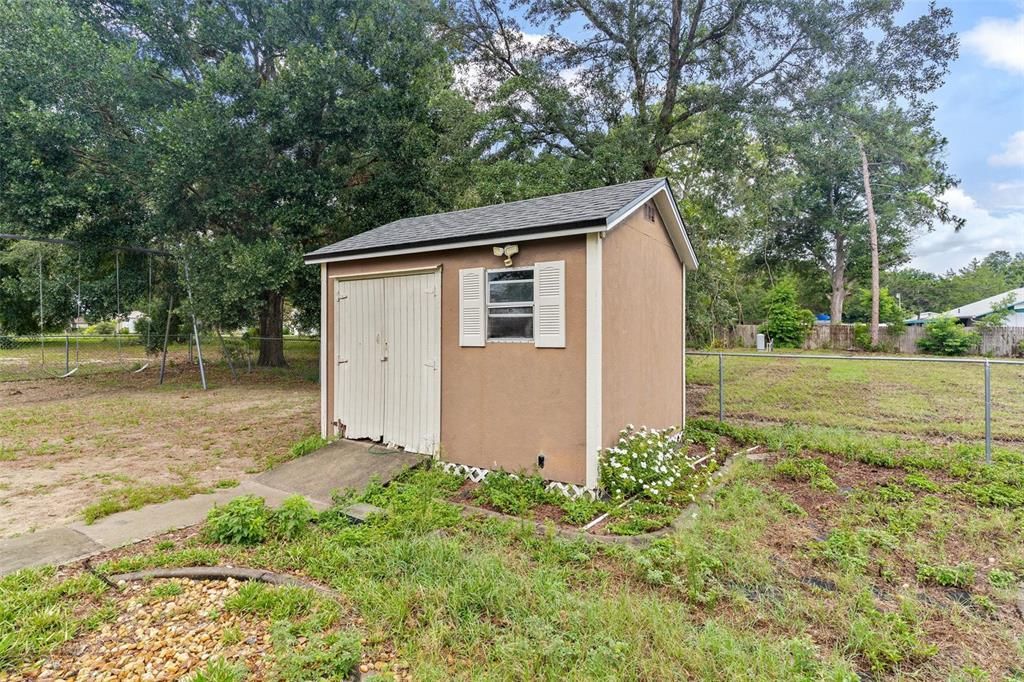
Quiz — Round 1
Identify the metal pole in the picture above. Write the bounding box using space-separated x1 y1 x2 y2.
984 359 992 465
159 293 173 385
38 249 44 367
718 352 725 422
183 262 207 390
64 334 69 375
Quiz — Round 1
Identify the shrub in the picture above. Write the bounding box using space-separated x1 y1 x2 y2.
599 425 689 501
0 335 13 350
272 495 317 540
916 316 979 356
758 279 815 348
204 495 270 545
83 320 116 335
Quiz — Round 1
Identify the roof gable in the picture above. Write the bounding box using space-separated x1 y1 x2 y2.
305 178 698 269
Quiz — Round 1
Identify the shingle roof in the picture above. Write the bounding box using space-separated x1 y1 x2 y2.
305 177 668 261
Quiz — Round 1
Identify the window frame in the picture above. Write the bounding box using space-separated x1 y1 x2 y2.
485 265 535 342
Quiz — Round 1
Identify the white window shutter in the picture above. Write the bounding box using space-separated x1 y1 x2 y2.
534 260 565 348
459 267 486 347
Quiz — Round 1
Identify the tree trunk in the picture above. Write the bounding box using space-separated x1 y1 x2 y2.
859 139 881 348
257 290 287 367
829 232 847 328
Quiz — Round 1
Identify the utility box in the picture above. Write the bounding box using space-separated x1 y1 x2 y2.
756 333 766 351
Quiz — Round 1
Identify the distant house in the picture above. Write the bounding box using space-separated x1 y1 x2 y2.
915 288 1024 327
904 311 941 326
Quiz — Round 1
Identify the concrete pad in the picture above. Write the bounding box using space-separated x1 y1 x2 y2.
0 527 103 575
343 502 386 523
70 480 321 549
256 439 426 505
2 439 425 573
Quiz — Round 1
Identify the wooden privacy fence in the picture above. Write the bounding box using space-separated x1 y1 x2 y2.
720 324 1024 357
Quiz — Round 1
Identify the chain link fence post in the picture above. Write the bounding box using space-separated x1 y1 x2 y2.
984 359 992 465
718 352 725 422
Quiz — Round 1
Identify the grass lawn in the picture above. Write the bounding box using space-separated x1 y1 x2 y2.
3 421 1022 680
686 352 1024 448
0 363 318 537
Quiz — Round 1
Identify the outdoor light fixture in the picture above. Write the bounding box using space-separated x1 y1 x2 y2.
492 244 519 266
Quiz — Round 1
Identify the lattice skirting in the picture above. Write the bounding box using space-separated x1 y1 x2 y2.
438 461 598 500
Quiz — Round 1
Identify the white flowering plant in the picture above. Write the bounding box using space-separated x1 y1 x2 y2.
599 425 716 503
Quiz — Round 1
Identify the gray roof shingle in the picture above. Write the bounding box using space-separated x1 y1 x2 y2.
305 177 668 261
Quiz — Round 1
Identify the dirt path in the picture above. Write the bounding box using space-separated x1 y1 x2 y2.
0 370 318 537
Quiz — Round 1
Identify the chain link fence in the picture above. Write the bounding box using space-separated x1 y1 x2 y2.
0 333 319 384
686 351 1024 462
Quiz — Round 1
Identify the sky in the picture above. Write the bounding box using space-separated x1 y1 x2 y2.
904 0 1024 274
508 1 1024 275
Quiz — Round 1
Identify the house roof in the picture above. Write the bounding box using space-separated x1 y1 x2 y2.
304 178 698 269
944 287 1024 320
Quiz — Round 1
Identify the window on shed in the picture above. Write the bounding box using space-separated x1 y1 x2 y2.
487 268 534 340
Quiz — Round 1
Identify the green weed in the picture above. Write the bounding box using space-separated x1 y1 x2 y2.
988 568 1017 589
224 583 315 620
204 495 270 545
82 478 210 524
473 471 552 515
271 495 317 540
0 569 110 671
148 581 184 599
773 457 838 492
916 562 975 588
185 657 247 682
904 472 940 493
846 598 937 675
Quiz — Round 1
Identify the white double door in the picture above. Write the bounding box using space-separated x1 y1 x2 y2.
334 270 440 454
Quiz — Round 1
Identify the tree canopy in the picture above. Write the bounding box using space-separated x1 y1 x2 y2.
0 0 982 351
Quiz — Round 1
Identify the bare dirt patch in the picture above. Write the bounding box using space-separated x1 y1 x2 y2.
0 370 317 537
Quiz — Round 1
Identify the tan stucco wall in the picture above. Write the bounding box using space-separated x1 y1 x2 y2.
324 236 589 485
601 202 685 446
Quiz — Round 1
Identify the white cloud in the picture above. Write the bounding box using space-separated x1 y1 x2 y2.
909 188 1024 273
962 14 1024 74
989 130 1024 166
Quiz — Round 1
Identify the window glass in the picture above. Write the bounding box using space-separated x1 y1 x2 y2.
487 267 534 339
488 316 533 339
489 281 533 304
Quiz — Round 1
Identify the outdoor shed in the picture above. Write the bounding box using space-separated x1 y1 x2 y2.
304 178 698 492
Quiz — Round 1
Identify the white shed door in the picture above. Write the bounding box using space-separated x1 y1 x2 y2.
334 278 386 442
334 270 440 455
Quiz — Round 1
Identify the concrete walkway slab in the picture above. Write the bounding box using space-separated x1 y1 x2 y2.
0 527 103 575
0 439 426 576
256 439 426 505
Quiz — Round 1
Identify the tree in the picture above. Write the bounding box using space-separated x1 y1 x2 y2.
758 279 815 348
450 0 946 180
70 0 476 365
845 287 904 327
